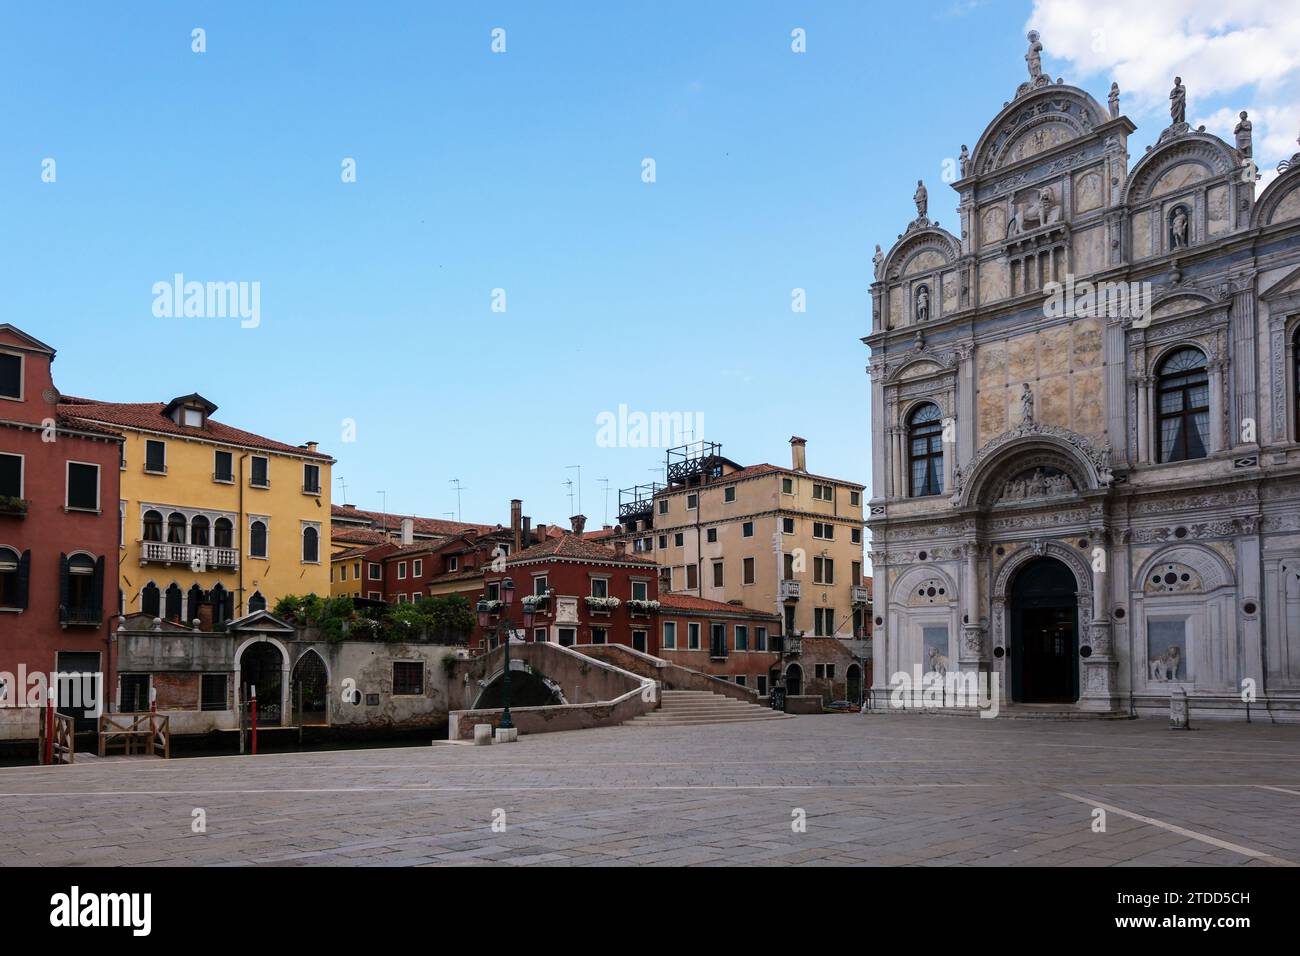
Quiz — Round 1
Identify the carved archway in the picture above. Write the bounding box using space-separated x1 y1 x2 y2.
990 541 1093 666
955 425 1109 510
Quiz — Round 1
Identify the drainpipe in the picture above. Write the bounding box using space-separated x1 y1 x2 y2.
238 453 246 616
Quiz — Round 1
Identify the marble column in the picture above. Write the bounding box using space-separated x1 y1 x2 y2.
1081 527 1119 711
959 542 987 678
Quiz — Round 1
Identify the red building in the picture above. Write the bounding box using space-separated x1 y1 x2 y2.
481 529 780 690
0 325 123 735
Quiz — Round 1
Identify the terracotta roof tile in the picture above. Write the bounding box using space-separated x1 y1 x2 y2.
331 504 497 536
507 534 657 566
60 399 333 460
659 593 780 618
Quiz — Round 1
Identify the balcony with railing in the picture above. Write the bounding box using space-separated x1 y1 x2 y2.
139 540 239 570
780 579 801 601
851 585 870 605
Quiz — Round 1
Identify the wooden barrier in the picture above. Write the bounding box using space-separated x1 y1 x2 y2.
97 712 170 758
37 712 75 765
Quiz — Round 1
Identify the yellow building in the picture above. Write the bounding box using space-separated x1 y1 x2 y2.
613 438 868 640
60 393 333 623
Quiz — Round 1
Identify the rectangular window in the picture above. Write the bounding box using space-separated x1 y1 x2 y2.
755 626 767 651
368 591 381 600
850 491 861 506
686 563 698 589
0 453 21 499
392 662 424 695
201 674 228 711
533 627 548 642
590 578 609 598
712 561 723 587
658 534 667 549
686 493 698 510
782 517 795 534
144 440 166 474
739 521 752 538
447 556 459 572
66 462 100 511
397 593 408 604
852 561 862 586
413 559 422 577
743 557 755 585
591 627 607 645
688 622 701 650
706 528 718 543
303 463 321 494
782 477 794 495
486 581 500 601
397 561 407 580
340 564 348 581
533 575 548 596
710 623 727 657
214 450 234 482
813 522 834 540
632 630 647 652
757 675 768 695
674 532 684 547
558 628 576 647
0 352 20 399
784 553 795 578
814 557 834 585
368 563 382 580
658 499 668 515
631 580 648 601
724 486 736 502
250 455 269 487
354 561 360 578
735 625 749 651
852 528 862 544
662 621 677 650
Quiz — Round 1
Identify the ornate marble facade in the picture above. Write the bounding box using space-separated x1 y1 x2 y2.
864 34 1300 719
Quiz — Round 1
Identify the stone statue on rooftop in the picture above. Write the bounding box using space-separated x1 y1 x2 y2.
1026 31 1043 81
1170 77 1186 126
914 179 928 220
1108 82 1119 119
1235 111 1252 158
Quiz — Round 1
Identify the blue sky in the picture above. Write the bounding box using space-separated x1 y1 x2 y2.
3 1 1297 529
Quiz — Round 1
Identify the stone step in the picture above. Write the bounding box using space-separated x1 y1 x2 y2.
628 713 794 726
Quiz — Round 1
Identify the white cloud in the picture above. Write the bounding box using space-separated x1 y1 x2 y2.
1028 0 1300 169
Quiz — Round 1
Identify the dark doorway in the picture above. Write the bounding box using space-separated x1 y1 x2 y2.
290 650 328 726
240 642 284 726
785 663 803 697
54 651 102 732
119 673 150 713
1009 557 1078 703
846 664 862 705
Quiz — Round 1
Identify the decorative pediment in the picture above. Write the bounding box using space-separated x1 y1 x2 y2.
1260 261 1300 303
881 228 960 283
1123 133 1237 206
228 609 295 634
952 422 1113 510
1252 166 1300 228
972 86 1104 176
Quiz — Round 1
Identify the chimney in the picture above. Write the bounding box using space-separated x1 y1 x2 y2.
613 540 626 557
537 523 547 540
790 435 808 472
522 515 532 545
570 514 587 535
304 441 318 453
401 517 414 546
511 499 522 552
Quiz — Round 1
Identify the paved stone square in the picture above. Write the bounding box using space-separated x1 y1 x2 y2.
1 715 1298 866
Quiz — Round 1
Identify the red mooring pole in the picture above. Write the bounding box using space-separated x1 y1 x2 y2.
250 685 258 755
44 690 54 766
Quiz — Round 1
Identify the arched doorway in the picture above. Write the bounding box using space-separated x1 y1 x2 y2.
1009 557 1078 703
785 662 803 697
845 663 862 705
239 642 284 726
291 650 329 726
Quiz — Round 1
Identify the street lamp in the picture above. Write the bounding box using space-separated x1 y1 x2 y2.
476 576 535 731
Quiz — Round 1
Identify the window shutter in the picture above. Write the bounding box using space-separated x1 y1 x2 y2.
16 550 30 609
92 555 105 619
58 553 70 622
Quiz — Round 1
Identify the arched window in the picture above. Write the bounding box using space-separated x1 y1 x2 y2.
1294 328 1300 441
0 547 25 609
249 520 267 559
907 403 944 497
142 510 163 542
1157 347 1209 463
167 513 187 544
187 583 204 623
213 517 233 549
164 583 183 621
302 525 319 563
248 591 267 613
141 582 160 617
191 515 210 547
210 583 233 625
